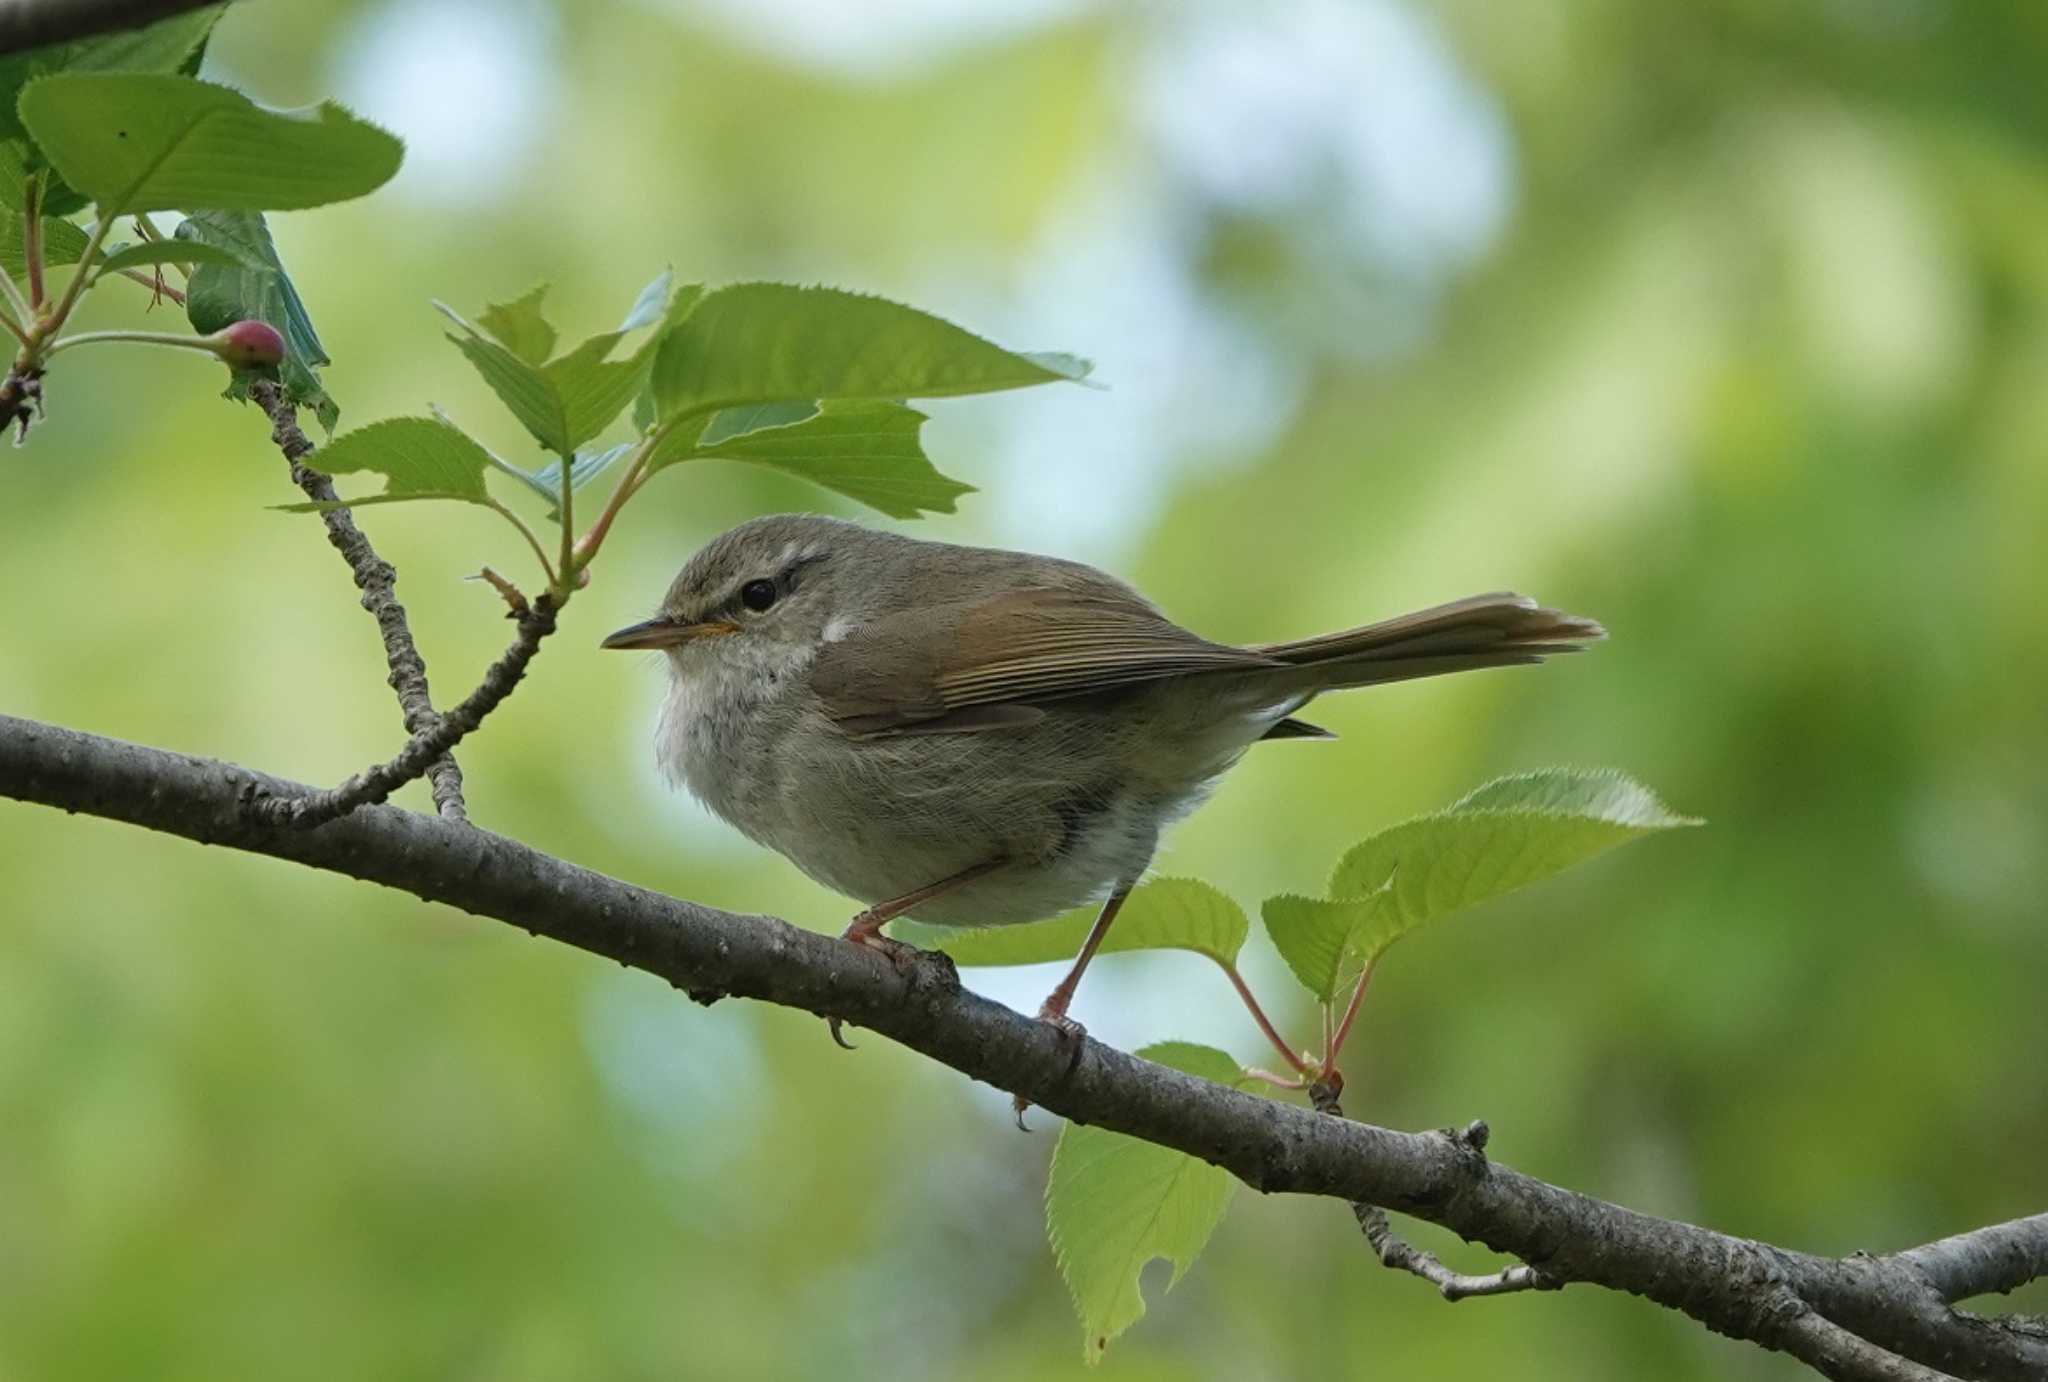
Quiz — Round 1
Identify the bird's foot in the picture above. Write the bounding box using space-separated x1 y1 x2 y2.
1010 996 1089 1130
825 907 923 1049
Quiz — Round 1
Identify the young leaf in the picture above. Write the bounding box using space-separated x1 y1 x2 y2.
475 283 556 367
649 282 1090 420
657 399 973 520
17 72 402 215
495 441 636 517
1047 1041 1244 1364
1264 768 1698 1001
178 210 338 433
894 878 1248 970
0 208 87 276
93 238 253 277
1260 888 1392 1003
275 416 494 511
439 271 677 455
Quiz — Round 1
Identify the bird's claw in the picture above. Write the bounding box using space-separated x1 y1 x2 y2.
825 914 926 1051
1010 1003 1090 1129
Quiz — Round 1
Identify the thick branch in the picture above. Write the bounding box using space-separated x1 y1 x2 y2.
1 712 2044 1381
0 0 220 53
1899 1217 2048 1303
250 378 468 821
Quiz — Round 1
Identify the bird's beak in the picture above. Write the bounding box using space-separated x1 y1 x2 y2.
599 617 740 650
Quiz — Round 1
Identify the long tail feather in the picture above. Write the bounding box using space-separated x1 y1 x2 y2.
1250 593 1603 691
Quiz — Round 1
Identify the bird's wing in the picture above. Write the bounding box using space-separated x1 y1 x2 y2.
810 585 1279 737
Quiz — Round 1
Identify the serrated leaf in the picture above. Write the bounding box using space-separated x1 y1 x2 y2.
1260 888 1393 1003
440 270 676 455
178 209 337 434
283 416 494 509
897 878 1248 970
0 5 222 174
649 282 1090 420
659 399 972 519
18 72 402 215
1048 1041 1243 1364
1265 768 1698 1001
476 283 555 366
695 399 818 446
0 207 86 277
93 238 252 277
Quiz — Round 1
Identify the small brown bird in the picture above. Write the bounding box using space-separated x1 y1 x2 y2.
605 514 1601 1040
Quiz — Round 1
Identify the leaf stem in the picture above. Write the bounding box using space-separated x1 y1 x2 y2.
484 497 559 589
0 301 28 348
0 264 30 328
1218 961 1313 1076
22 175 44 310
1324 960 1377 1075
553 450 574 597
570 428 661 572
44 212 114 335
45 329 216 358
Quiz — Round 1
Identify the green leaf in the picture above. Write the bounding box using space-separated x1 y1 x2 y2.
895 877 1248 970
1264 768 1699 1001
178 210 338 434
439 270 677 455
0 5 222 145
1259 889 1392 1003
496 441 636 518
93 238 252 277
1048 1041 1243 1364
0 207 87 277
695 399 819 446
476 283 556 367
658 399 973 519
278 416 494 510
17 72 402 215
649 281 1090 420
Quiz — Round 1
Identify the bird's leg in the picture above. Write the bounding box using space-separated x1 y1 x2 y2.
1012 884 1132 1127
828 856 1005 1049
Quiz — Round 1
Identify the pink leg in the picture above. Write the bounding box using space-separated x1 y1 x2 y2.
1012 885 1133 1128
1035 884 1132 1029
840 855 1006 950
828 856 1005 1049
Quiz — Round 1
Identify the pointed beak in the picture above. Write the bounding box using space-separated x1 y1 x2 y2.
599 616 740 650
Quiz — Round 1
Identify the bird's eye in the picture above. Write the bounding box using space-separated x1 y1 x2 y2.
740 578 778 612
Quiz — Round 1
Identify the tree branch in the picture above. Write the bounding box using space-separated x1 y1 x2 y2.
0 0 220 54
1 711 2043 1381
1309 1081 1555 1300
250 378 469 821
243 595 558 828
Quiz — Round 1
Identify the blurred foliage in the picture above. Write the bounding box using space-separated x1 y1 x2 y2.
3 1 2046 1378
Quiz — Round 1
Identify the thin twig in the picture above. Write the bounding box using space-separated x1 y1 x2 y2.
114 269 186 306
247 592 558 829
250 378 470 821
1310 1081 1555 1300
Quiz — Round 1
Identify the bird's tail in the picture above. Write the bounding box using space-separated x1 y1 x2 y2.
1250 593 1604 692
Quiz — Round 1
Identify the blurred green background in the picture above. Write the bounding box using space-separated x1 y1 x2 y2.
4 0 2046 1377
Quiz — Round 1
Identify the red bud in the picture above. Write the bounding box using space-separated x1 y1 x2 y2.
208 320 286 369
